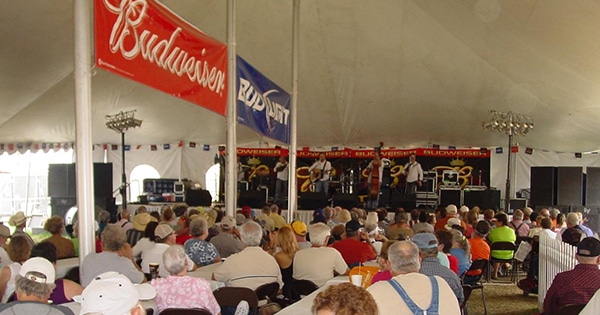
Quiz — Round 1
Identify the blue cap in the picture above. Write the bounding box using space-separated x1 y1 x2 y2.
411 233 438 249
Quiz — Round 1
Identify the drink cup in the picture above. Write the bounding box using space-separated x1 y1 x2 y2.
351 274 363 286
149 263 159 279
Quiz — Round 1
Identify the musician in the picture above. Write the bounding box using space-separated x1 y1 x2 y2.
308 153 332 195
403 153 423 194
366 152 384 209
237 156 248 192
274 156 289 204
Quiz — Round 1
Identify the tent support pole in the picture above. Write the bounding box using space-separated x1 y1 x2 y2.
121 132 128 210
505 131 513 212
225 0 237 217
287 0 300 221
74 0 96 261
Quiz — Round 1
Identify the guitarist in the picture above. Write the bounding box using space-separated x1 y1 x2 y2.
274 156 289 205
403 153 423 194
308 153 332 195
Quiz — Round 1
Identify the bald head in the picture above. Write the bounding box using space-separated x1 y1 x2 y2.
388 241 420 275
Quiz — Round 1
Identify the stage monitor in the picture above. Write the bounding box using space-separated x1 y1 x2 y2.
174 181 185 194
442 170 459 186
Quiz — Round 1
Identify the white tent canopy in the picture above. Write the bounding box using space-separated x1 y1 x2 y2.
3 1 600 152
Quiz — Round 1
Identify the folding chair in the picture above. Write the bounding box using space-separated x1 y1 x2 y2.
291 279 319 302
159 308 212 315
213 286 259 315
461 259 487 315
254 282 279 303
488 241 518 283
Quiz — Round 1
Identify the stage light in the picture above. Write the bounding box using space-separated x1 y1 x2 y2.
105 110 143 210
482 110 534 212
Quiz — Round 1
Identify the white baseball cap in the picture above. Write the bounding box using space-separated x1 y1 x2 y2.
19 257 55 284
76 272 155 315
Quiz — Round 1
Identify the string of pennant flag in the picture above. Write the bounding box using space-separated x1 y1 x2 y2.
0 141 590 158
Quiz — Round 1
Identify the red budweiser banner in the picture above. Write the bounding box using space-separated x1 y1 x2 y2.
236 148 491 158
94 0 228 115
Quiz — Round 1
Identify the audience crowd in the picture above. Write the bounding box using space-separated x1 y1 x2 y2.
0 202 597 315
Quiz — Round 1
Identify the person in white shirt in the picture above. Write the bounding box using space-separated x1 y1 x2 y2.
308 153 332 195
274 156 289 205
403 153 423 195
114 208 133 232
293 223 348 287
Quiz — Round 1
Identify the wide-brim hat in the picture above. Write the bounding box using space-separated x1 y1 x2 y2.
8 211 27 227
132 213 158 231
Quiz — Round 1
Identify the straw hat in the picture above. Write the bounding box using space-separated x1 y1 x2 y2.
132 213 158 231
8 211 27 227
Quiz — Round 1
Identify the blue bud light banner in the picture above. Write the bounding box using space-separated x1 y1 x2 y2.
236 56 291 144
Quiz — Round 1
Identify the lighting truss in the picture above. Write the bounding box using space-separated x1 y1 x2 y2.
105 110 143 133
482 110 534 136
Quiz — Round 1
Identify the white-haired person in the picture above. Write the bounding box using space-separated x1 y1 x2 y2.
213 221 282 290
184 217 221 266
151 245 220 314
367 241 460 315
141 224 194 278
293 223 348 287
78 271 156 315
0 257 73 314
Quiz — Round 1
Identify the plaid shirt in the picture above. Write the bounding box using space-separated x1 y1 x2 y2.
420 256 464 303
543 263 600 314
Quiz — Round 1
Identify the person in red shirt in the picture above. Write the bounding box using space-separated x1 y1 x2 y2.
543 237 600 314
434 205 467 232
332 220 377 267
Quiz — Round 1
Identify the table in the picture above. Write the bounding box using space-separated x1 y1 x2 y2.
56 257 79 279
277 276 349 315
63 299 157 314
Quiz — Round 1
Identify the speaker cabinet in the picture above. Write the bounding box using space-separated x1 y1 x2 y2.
587 167 600 206
439 189 461 209
390 193 416 211
186 189 212 207
509 198 527 214
557 167 584 205
333 194 358 209
463 190 501 211
48 163 113 198
530 167 557 207
300 192 327 210
238 190 266 208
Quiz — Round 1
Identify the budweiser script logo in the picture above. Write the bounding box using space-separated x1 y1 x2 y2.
103 0 225 94
238 77 290 130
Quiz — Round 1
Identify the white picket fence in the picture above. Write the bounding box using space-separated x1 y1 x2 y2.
538 232 578 310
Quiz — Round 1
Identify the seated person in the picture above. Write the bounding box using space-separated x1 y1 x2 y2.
331 220 377 267
79 271 156 315
213 221 282 290
184 218 221 266
142 224 194 278
312 282 378 315
30 242 83 304
543 237 600 314
152 245 220 314
80 225 145 287
0 257 73 314
293 223 348 287
42 216 75 259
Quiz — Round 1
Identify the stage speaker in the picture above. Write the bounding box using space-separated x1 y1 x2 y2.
390 193 416 211
587 167 600 206
530 167 557 207
509 198 527 214
557 167 584 205
463 190 500 211
186 189 213 207
333 194 358 209
237 190 265 208
300 192 327 210
48 163 113 198
439 189 461 209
